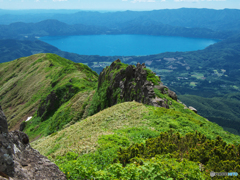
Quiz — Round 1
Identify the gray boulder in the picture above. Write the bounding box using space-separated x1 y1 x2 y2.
154 85 168 94
154 85 178 101
0 105 66 180
189 106 198 114
168 89 178 101
0 106 8 134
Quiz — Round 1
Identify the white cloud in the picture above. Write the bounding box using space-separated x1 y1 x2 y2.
52 0 68 1
174 0 226 1
131 0 156 3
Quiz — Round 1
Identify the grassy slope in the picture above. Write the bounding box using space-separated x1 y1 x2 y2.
30 58 240 179
2 55 239 178
179 94 240 135
0 53 98 140
32 101 240 179
32 99 240 157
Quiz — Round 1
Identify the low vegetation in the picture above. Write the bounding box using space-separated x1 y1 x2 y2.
1 53 240 179
31 101 240 179
179 93 240 135
0 53 98 140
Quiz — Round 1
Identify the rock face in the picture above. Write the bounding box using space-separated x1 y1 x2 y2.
0 105 66 180
0 106 14 178
189 106 198 114
37 84 78 121
97 60 177 109
0 106 8 134
37 91 60 121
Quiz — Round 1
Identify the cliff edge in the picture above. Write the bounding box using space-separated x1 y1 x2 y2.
89 59 177 115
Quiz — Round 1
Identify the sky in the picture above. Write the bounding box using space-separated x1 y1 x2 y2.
0 0 239 10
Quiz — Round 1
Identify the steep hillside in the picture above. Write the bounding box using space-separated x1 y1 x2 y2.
0 8 239 35
1 55 240 179
0 53 98 140
32 102 240 179
179 93 240 135
31 60 240 179
0 105 66 180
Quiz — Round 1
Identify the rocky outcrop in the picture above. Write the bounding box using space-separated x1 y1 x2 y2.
0 106 14 178
37 84 79 121
37 91 59 121
97 60 177 109
0 106 8 134
0 105 66 180
189 106 198 114
154 85 178 101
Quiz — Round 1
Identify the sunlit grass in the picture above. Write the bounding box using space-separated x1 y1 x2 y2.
32 101 240 159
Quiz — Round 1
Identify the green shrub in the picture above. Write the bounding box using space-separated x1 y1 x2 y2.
98 134 130 148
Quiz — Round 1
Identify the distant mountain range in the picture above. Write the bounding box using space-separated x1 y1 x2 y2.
1 8 240 40
0 8 239 38
1 8 240 31
0 19 230 40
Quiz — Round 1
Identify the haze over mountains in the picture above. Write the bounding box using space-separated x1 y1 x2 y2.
0 7 240 179
1 8 240 40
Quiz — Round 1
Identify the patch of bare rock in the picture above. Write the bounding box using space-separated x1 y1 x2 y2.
0 105 66 180
98 60 178 109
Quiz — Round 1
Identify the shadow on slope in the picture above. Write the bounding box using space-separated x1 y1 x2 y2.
0 53 98 141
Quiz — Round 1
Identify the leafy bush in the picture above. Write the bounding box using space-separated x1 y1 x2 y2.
98 134 130 148
114 130 240 176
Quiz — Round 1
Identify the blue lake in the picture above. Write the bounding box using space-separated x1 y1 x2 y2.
40 34 218 56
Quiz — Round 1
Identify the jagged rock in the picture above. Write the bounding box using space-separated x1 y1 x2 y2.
152 97 164 107
154 85 168 94
154 85 178 100
97 60 177 109
37 91 59 121
168 89 177 101
0 105 66 180
0 105 13 177
189 106 198 114
19 121 26 131
0 106 8 134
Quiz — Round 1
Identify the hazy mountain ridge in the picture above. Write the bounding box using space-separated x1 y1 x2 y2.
1 8 240 40
0 20 108 40
1 8 240 32
0 19 229 40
